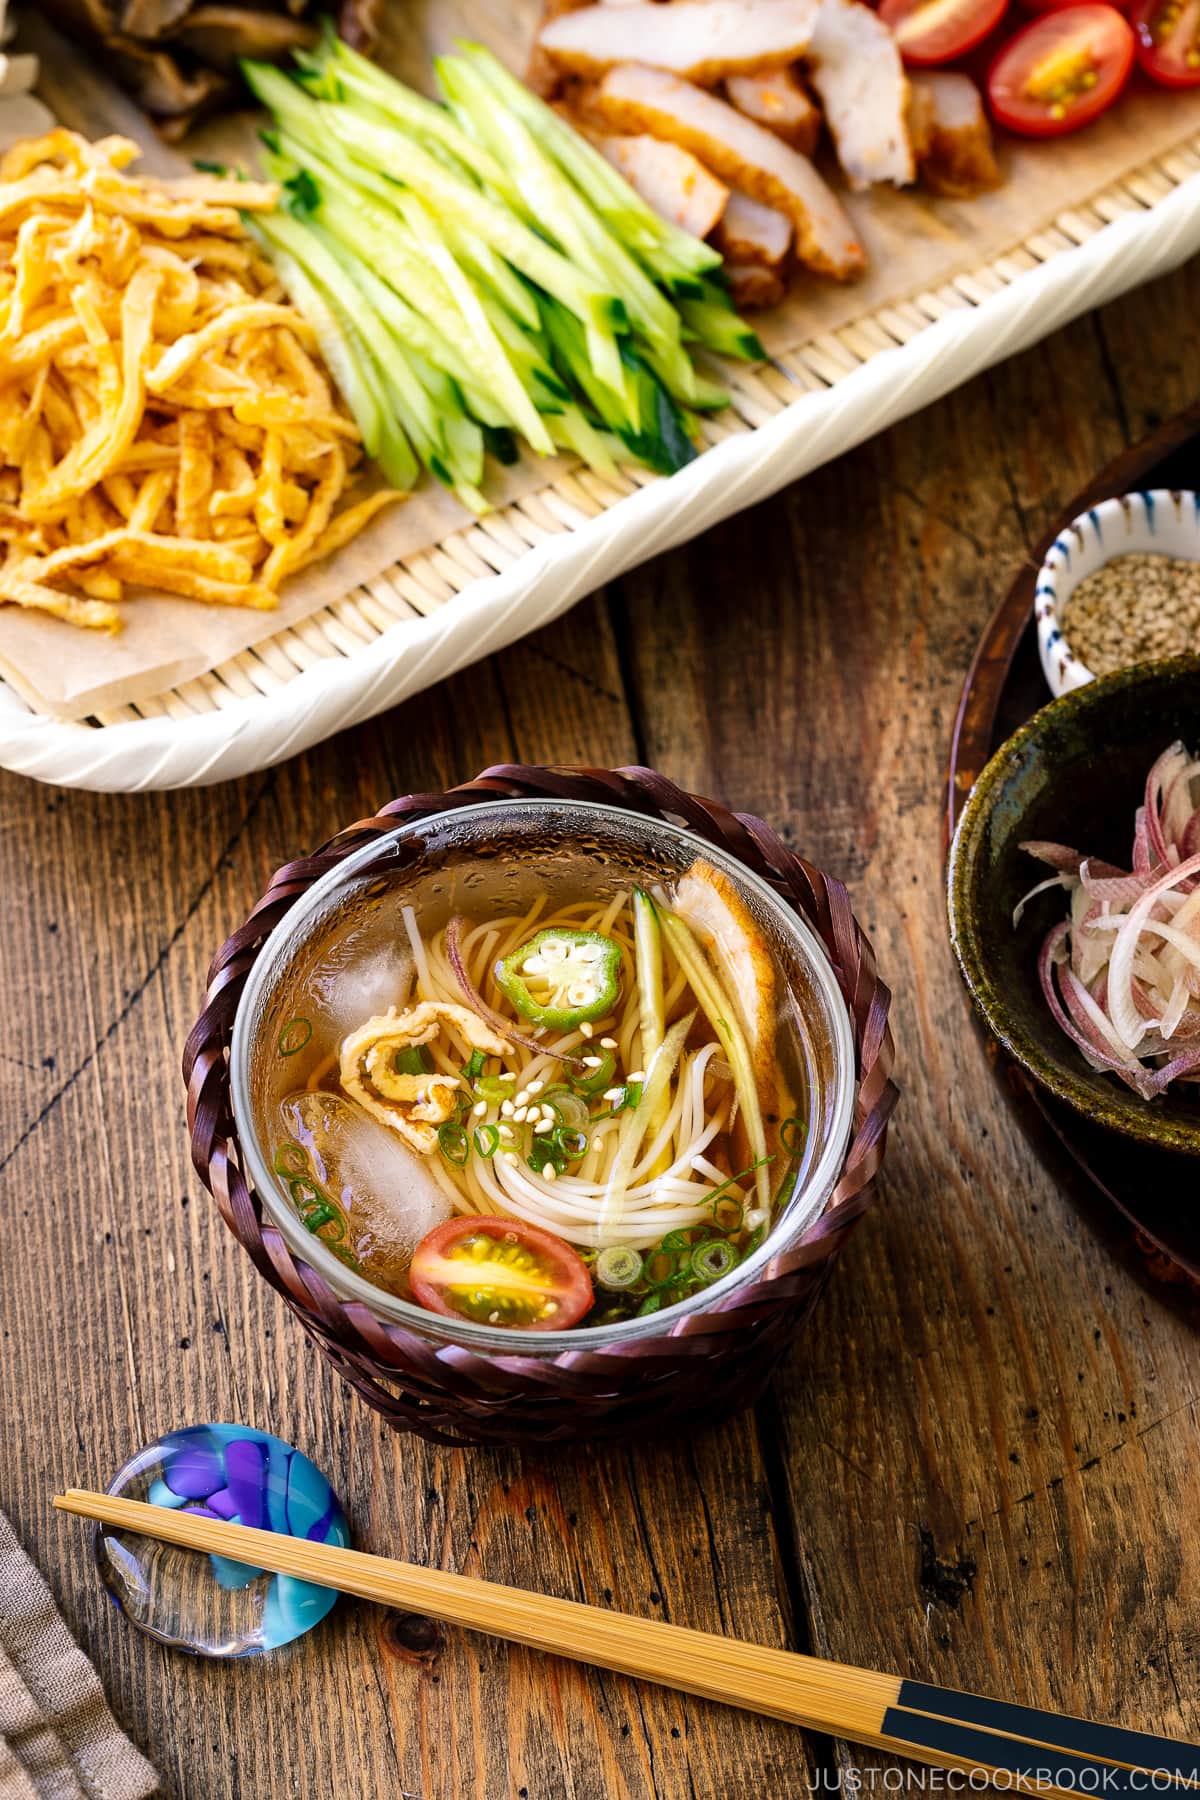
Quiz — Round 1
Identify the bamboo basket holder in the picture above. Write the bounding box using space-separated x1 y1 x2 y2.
184 765 898 1447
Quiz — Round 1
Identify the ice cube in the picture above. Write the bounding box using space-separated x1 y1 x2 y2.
308 937 414 1043
281 1090 452 1292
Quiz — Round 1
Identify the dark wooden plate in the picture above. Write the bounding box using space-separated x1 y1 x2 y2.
946 403 1200 1294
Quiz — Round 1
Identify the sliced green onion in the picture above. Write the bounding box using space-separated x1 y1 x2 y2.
637 1292 664 1317
659 1227 703 1253
393 1044 432 1076
711 1194 744 1233
437 1121 470 1167
572 1049 616 1095
643 1248 681 1289
745 1223 767 1254
475 1073 515 1102
689 1239 739 1286
463 1048 488 1082
278 1017 312 1056
288 1175 326 1209
539 1085 591 1132
780 1115 807 1156
273 1141 309 1179
527 1133 567 1176
305 1204 342 1238
595 1245 644 1292
554 1125 589 1162
473 1123 500 1158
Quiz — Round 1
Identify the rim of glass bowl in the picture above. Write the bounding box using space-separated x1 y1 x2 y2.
230 799 857 1353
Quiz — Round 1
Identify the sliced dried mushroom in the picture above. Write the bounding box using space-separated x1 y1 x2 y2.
118 0 193 39
39 0 379 136
169 6 319 74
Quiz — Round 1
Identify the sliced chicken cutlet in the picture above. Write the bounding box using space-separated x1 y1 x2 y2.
724 66 822 156
907 71 1001 198
672 858 795 1174
725 261 788 307
592 131 730 238
808 0 913 190
537 0 820 85
714 189 793 269
593 63 864 279
528 0 590 98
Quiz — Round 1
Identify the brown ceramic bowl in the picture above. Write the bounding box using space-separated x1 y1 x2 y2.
948 656 1200 1155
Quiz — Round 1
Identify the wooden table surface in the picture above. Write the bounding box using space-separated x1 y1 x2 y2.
3 261 1200 1800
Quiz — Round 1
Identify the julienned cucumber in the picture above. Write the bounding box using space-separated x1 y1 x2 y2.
240 37 761 510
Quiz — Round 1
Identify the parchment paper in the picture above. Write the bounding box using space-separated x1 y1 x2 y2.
5 12 1200 719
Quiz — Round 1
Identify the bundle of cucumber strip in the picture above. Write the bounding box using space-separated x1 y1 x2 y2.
241 37 764 513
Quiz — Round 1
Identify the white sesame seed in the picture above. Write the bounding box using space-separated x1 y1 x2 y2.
540 1104 555 1121
526 1080 544 1094
602 1087 624 1103
543 1164 558 1182
505 1151 520 1164
472 1101 487 1117
512 1106 528 1123
514 1088 530 1107
580 1022 594 1038
489 1311 500 1323
533 1119 553 1135
626 1070 645 1083
499 1124 514 1141
599 1036 617 1049
500 1099 515 1118
582 1055 602 1068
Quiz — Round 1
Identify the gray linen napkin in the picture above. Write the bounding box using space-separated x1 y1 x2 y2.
0 1513 158 1800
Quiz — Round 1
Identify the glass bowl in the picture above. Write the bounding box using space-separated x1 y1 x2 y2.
229 799 857 1356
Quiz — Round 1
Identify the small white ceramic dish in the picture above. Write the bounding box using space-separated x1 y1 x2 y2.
1035 489 1200 698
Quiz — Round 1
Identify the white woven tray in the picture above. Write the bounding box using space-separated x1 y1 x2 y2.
4 133 1200 790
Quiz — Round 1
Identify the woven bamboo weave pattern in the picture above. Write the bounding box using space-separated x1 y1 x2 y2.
184 766 898 1447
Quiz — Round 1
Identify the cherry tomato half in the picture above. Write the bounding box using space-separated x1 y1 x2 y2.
1130 0 1200 83
409 1216 593 1331
987 3 1134 133
880 0 1009 63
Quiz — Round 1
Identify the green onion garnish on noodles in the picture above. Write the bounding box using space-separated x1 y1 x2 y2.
572 1048 616 1095
437 1122 470 1167
643 1248 682 1289
473 1123 500 1159
780 1115 807 1156
463 1048 488 1081
711 1194 744 1233
595 1245 644 1291
288 1175 326 1210
659 1228 701 1254
689 1239 739 1285
475 1073 516 1102
273 1141 310 1178
277 1017 312 1056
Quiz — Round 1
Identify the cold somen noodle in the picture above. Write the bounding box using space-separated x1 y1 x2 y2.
263 856 808 1331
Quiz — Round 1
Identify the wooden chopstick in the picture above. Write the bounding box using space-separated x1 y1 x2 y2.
58 1489 1198 1795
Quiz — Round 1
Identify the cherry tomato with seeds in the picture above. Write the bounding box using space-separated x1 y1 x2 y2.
986 3 1135 134
880 0 1010 63
409 1215 594 1331
1129 0 1200 84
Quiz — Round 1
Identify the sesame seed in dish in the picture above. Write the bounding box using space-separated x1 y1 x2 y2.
1061 553 1200 677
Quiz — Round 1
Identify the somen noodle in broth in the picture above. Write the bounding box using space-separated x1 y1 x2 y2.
266 857 808 1332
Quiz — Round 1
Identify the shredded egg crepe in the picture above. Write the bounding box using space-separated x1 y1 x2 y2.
0 129 402 633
